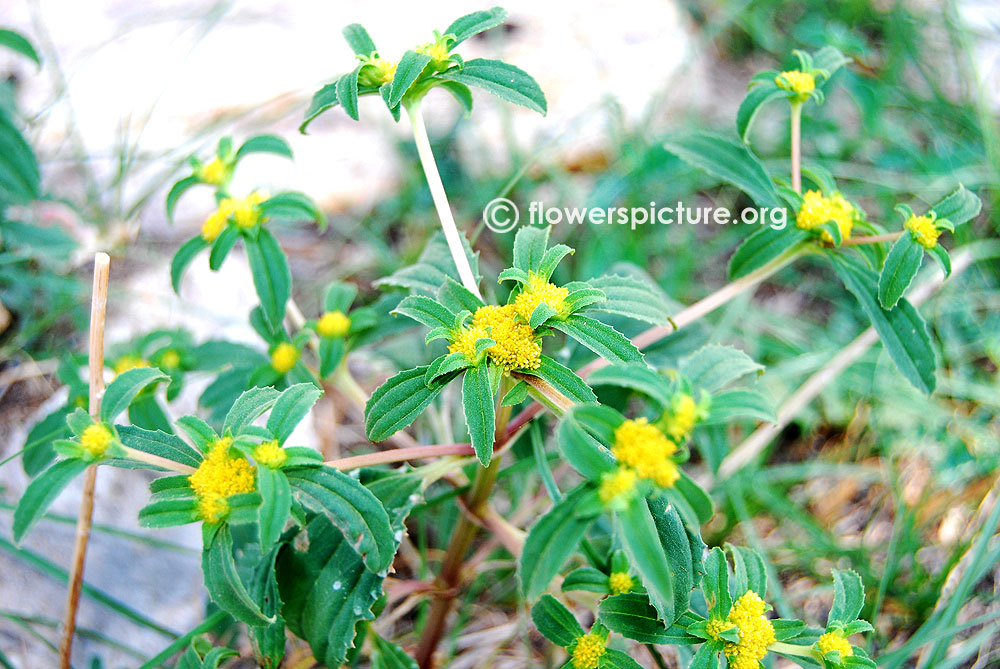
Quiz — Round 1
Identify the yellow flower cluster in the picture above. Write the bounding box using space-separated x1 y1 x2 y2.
816 631 853 657
598 467 637 505
662 393 699 443
80 424 114 458
513 273 570 323
197 157 229 185
253 440 288 469
200 191 269 242
271 342 300 374
317 310 351 338
706 617 735 641
571 633 606 669
417 40 450 63
724 591 775 669
189 437 256 523
776 70 816 96
114 355 150 376
159 349 182 369
448 304 542 373
904 214 939 249
796 190 854 243
612 418 679 488
608 571 634 595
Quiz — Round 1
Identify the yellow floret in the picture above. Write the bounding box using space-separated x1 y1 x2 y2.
417 41 450 63
816 631 853 657
449 304 542 373
197 157 229 185
316 310 351 338
599 467 638 505
229 190 269 229
724 591 775 668
370 57 397 85
114 355 150 376
776 70 816 96
271 343 300 374
796 190 854 243
571 633 606 669
513 273 570 323
905 214 939 249
608 571 634 595
253 440 288 469
663 393 699 443
189 437 256 523
200 209 228 242
80 424 114 458
612 418 679 488
160 349 182 369
706 617 735 641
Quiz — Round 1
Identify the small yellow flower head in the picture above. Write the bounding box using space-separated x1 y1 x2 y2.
197 157 230 185
612 418 679 488
253 440 288 469
271 342 300 374
513 273 570 323
571 633 606 669
662 393 700 443
816 631 853 658
201 209 228 242
316 310 351 338
905 214 940 249
776 70 816 97
608 571 634 595
114 355 150 376
359 57 397 87
449 305 542 373
706 617 735 641
724 591 775 669
598 467 638 506
189 437 256 523
417 40 450 63
796 190 854 243
160 349 182 369
80 424 114 458
230 191 269 229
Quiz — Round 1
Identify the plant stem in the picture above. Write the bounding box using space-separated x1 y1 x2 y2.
325 443 474 471
841 232 902 246
771 641 815 658
121 446 196 475
406 102 483 299
790 101 802 194
60 252 109 669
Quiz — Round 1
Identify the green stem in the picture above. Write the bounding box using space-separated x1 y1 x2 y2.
406 101 483 299
771 641 816 658
790 101 802 194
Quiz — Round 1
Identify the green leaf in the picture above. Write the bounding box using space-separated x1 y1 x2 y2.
929 185 981 226
585 274 671 326
616 496 676 623
521 486 600 600
171 236 210 293
601 648 646 669
256 467 291 551
342 23 377 57
258 191 325 228
375 231 480 295
599 593 701 644
828 568 865 625
663 131 780 208
557 406 617 480
812 46 852 76
202 524 275 626
117 426 203 469
878 233 923 309
393 295 456 330
372 635 418 669
434 80 474 115
365 366 446 442
562 567 610 594
832 255 936 394
0 29 40 65
337 66 362 121
266 384 322 445
530 595 584 647
22 405 72 476
13 458 90 543
285 466 396 572
390 50 432 108
647 495 696 619
690 641 723 669
235 134 292 161
440 58 547 114
512 226 549 273
462 364 497 466
727 544 766 598
300 83 338 133
224 387 281 436
679 345 762 392
550 315 644 364
728 225 807 279
927 244 951 278
208 225 240 271
737 83 785 142
519 355 598 406
138 497 199 528
672 470 714 525
587 363 673 408
0 112 40 204
445 7 508 45
101 367 169 423
166 176 200 222
702 547 732 618
245 228 292 333
702 389 775 425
